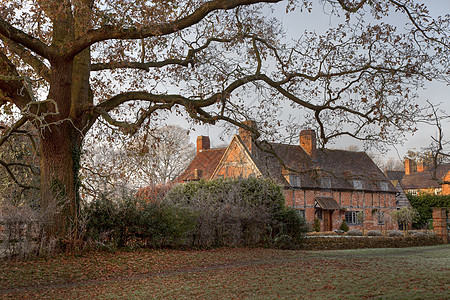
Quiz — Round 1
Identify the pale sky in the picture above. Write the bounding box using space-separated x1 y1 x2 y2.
166 1 450 163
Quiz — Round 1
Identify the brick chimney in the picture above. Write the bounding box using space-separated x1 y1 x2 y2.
239 120 257 153
196 136 210 154
300 129 317 158
404 158 412 175
417 160 427 172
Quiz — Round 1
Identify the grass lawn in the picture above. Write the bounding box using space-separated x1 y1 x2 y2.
0 244 449 299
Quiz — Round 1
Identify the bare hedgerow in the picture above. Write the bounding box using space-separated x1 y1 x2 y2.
164 177 306 248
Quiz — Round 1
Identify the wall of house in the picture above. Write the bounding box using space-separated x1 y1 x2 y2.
442 172 450 195
284 189 397 232
213 141 258 179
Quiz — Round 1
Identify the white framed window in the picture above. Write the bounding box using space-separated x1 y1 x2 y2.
321 177 331 189
345 211 361 224
435 188 442 195
380 181 388 191
352 180 363 190
407 189 418 196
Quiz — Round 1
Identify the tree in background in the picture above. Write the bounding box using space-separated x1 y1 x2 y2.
391 207 419 233
81 125 194 200
0 0 449 241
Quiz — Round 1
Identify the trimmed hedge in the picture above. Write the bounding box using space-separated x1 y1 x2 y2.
407 194 450 228
302 235 443 250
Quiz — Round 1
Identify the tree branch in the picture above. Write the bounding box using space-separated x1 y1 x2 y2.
0 159 40 190
0 36 51 82
0 18 54 59
67 0 282 58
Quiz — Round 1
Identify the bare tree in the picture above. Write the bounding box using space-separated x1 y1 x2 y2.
0 0 449 239
81 124 194 200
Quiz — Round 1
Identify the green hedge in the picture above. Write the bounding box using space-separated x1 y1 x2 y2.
407 194 450 228
84 178 308 249
83 195 196 248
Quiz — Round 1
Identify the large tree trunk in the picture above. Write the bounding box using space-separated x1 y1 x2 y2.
39 56 80 240
40 127 79 238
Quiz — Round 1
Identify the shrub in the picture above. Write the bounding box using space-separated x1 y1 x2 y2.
313 218 321 232
347 230 362 236
339 219 349 232
164 178 306 248
388 230 404 237
367 230 382 236
83 195 196 248
275 207 308 245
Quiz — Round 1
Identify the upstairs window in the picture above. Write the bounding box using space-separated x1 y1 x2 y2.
407 189 418 196
380 181 388 191
321 177 331 189
352 180 363 190
289 175 301 187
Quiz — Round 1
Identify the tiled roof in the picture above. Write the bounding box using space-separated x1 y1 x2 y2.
176 148 226 182
385 170 405 182
401 164 450 190
315 196 341 210
251 141 397 193
175 135 396 193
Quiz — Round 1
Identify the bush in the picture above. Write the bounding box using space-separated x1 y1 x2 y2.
347 230 362 236
275 207 308 245
388 230 404 237
164 178 307 248
407 194 450 228
313 218 321 232
339 219 349 232
83 195 196 248
367 230 382 236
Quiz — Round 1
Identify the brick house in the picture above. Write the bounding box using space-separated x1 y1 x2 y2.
386 159 450 196
177 124 398 231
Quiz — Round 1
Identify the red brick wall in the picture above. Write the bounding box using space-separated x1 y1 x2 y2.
284 189 397 231
214 136 397 232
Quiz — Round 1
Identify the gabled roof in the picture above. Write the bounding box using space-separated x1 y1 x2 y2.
176 135 396 193
176 148 226 182
401 164 450 190
315 196 341 210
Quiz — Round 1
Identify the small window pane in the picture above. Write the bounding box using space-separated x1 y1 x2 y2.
353 180 363 190
321 178 331 189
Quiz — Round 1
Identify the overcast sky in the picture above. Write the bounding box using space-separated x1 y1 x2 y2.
167 1 450 162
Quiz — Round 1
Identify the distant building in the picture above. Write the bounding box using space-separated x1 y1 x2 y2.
176 122 398 232
386 159 450 196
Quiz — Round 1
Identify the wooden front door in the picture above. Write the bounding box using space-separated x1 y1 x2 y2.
323 210 333 232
